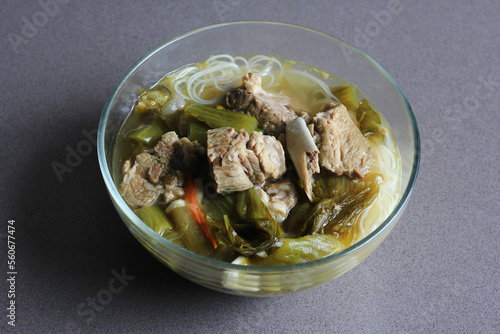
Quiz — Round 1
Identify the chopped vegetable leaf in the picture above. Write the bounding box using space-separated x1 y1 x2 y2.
331 85 360 111
284 202 314 237
221 187 284 256
202 193 237 223
158 91 186 121
356 99 383 139
134 86 170 114
300 174 381 236
223 215 282 257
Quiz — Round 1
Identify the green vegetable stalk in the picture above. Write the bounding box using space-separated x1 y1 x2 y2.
185 104 259 133
244 235 345 266
166 199 235 261
135 205 174 234
134 206 182 245
126 119 166 145
188 120 210 146
165 200 216 258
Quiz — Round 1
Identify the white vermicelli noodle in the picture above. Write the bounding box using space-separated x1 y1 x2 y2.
170 54 333 105
356 135 401 241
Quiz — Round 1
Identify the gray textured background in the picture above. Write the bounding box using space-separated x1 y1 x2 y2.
1 0 499 333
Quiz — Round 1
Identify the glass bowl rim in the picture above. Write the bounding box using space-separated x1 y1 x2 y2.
98 21 420 274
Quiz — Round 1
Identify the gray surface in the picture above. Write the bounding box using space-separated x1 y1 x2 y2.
1 0 499 333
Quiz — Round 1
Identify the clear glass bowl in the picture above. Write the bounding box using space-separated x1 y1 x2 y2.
98 22 420 296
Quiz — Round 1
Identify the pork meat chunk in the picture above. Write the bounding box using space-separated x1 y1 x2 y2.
135 153 164 184
256 179 299 223
154 131 178 167
154 131 201 172
163 170 185 205
313 103 372 178
247 131 287 180
207 127 286 194
226 73 300 135
153 131 201 202
119 153 164 209
119 131 201 209
207 127 253 193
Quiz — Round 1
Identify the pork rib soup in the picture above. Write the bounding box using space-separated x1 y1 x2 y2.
114 55 401 266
